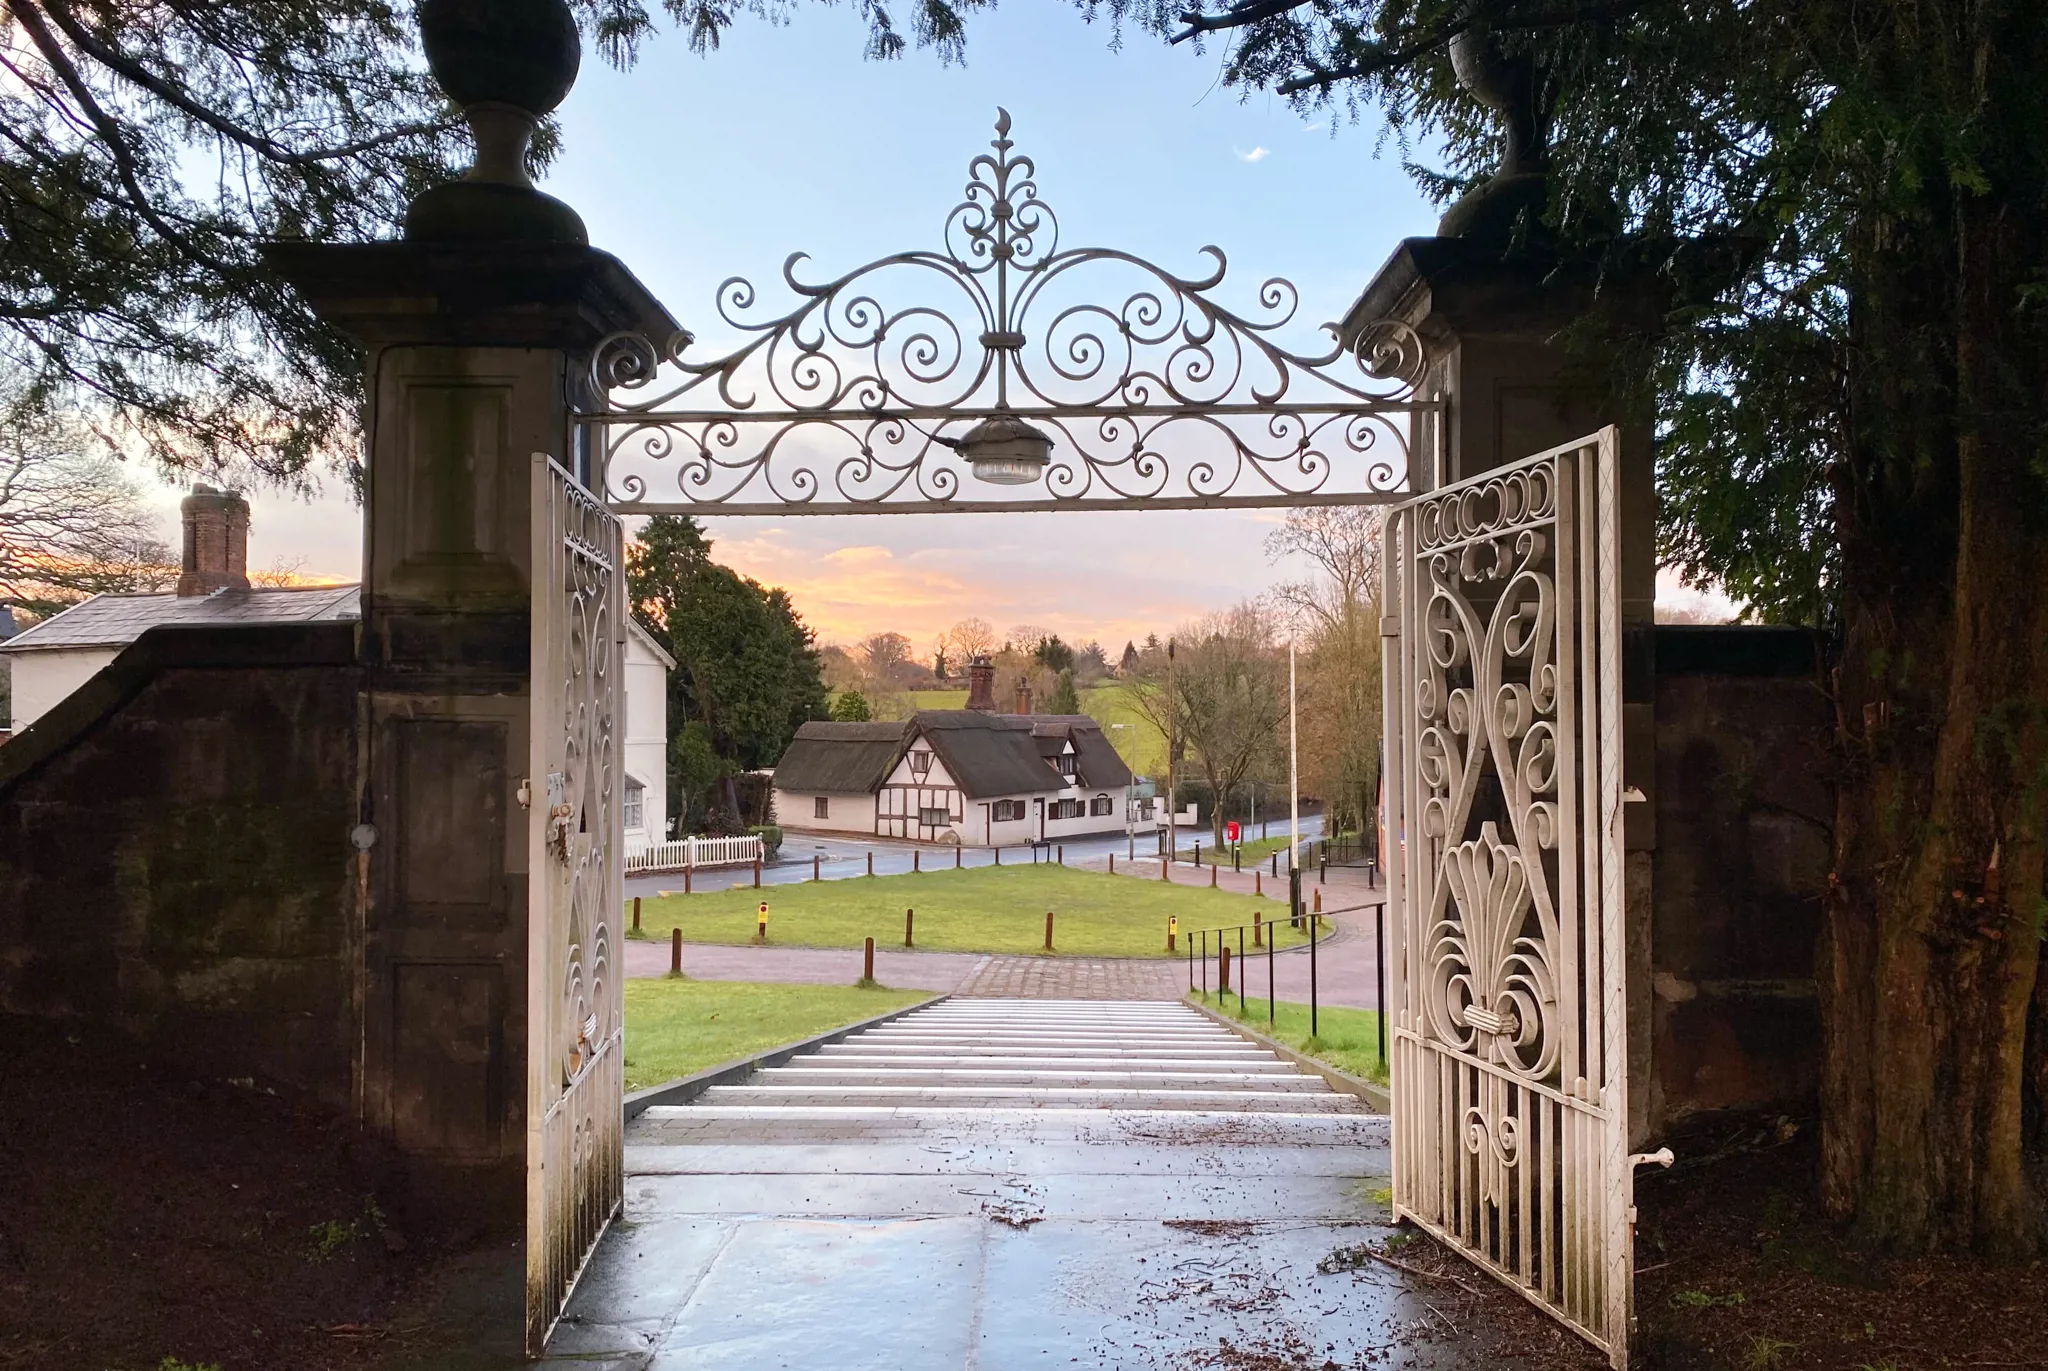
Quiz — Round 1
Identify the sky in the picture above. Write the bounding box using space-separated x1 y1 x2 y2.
138 5 1727 648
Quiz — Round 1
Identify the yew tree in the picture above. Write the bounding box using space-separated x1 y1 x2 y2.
1091 0 2047 1255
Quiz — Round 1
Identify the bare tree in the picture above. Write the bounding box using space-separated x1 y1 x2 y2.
945 616 996 661
1262 506 1385 635
1122 603 1288 847
0 401 176 616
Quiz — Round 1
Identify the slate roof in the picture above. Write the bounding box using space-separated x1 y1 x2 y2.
771 719 913 795
0 585 361 652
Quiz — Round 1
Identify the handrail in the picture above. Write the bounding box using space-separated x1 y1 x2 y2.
1181 867 1329 1036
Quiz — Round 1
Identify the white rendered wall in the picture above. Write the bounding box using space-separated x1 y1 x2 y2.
6 649 118 731
622 638 670 844
775 790 878 834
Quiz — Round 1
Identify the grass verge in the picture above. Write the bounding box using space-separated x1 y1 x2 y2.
1189 989 1387 1083
629 864 1304 958
623 977 931 1092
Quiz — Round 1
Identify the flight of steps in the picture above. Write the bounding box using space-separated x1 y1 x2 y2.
692 997 1365 1113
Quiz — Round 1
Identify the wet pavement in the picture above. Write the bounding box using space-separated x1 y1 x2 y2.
540 999 1448 1370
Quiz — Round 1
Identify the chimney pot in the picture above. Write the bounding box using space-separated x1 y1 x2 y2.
965 653 996 712
177 487 251 596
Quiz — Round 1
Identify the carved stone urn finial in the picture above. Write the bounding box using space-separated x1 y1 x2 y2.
1437 10 1549 245
405 0 589 244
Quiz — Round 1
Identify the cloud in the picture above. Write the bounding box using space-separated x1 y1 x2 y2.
1235 145 1271 163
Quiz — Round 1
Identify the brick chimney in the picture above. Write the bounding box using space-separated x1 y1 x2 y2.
1014 679 1034 715
177 485 250 596
965 653 996 712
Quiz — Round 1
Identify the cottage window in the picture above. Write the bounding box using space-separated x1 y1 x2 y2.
1049 798 1084 820
1090 795 1113 816
909 749 933 778
1058 754 1076 779
992 799 1026 822
919 806 949 828
624 782 645 830
814 796 830 820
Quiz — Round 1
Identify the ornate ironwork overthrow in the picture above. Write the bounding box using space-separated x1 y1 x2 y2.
582 109 1436 514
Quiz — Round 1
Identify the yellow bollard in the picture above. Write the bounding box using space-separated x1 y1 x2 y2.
1167 914 1177 952
755 901 769 944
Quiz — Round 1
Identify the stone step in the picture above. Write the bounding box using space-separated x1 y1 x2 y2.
790 1057 1286 1073
694 1084 1365 1112
753 1068 1325 1090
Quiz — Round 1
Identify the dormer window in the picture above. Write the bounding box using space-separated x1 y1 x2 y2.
1058 754 1076 779
909 748 933 778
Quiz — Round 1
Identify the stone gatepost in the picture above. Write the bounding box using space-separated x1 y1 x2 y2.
1349 236 1662 1149
267 0 675 1237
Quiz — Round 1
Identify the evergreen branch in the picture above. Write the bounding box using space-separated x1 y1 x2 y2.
1170 0 1312 45
31 0 456 166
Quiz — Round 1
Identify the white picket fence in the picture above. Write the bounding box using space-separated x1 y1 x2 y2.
624 834 764 874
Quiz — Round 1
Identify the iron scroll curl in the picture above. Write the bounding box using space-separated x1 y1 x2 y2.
580 109 1435 515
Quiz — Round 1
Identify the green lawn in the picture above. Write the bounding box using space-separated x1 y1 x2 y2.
1189 990 1388 1084
1174 833 1309 869
623 978 932 1091
629 864 1305 958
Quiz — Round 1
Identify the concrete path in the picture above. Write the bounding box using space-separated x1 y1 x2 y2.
541 999 1442 1370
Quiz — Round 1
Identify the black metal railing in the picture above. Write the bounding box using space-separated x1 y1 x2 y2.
1185 869 1327 1036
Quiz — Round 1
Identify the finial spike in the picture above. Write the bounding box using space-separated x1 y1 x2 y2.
995 107 1012 138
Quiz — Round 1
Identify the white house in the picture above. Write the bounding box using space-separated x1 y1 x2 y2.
772 706 1157 847
2 487 672 851
621 619 674 850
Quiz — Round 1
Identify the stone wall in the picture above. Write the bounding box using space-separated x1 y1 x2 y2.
1649 626 1832 1132
0 624 360 1111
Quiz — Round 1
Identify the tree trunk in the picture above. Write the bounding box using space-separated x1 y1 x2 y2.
1820 18 2048 1250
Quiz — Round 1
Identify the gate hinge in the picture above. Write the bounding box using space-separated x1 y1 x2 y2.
1379 616 1401 639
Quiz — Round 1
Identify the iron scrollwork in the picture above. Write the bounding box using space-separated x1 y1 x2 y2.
581 109 1434 514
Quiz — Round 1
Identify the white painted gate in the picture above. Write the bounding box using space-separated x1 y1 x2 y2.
1382 429 1635 1363
526 453 627 1352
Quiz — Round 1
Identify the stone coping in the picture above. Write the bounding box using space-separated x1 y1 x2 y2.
1182 993 1392 1114
622 992 951 1119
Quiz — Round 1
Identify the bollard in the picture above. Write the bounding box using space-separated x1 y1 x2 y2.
1044 910 1054 951
1253 909 1263 947
753 858 761 888
1108 853 1115 875
1167 914 1177 952
1219 944 1232 995
1160 853 1170 882
1321 856 1327 883
863 935 875 982
996 847 1002 866
756 901 769 944
913 849 920 873
814 854 821 881
684 865 692 895
1255 871 1263 897
632 895 641 933
1314 887 1323 914
1209 863 1218 889
1270 852 1278 877
669 926 682 976
867 852 874 877
955 845 962 869
1057 844 1064 866
1233 848 1240 874
1194 839 1201 868
905 907 914 947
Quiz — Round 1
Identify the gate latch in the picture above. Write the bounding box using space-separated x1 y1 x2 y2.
1629 1147 1675 1170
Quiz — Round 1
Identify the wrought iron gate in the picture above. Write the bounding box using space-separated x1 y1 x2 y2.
526 453 627 1352
1382 429 1634 1363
